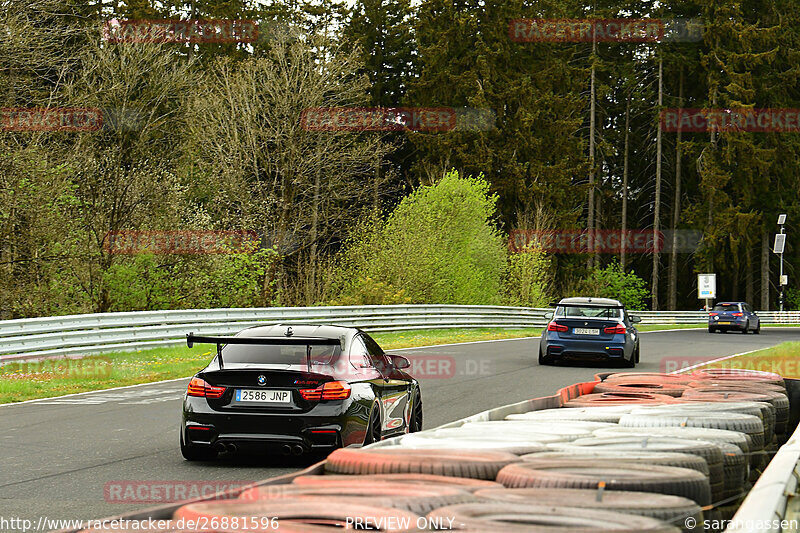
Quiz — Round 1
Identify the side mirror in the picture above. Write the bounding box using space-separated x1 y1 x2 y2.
630 315 642 323
388 354 411 369
544 312 553 320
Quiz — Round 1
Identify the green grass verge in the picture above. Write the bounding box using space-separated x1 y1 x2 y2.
690 341 800 379
0 327 541 405
373 327 540 350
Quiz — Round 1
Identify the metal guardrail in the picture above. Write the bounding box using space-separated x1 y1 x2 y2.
1 306 798 362
722 379 800 532
727 429 800 532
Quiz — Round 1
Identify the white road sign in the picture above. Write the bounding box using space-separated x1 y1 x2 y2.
774 233 786 254
698 273 716 299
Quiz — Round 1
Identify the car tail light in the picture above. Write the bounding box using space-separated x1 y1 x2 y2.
603 325 627 335
732 313 743 317
187 377 226 399
547 322 569 332
709 312 718 316
300 381 352 401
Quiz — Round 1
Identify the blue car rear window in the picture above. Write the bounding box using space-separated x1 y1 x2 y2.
555 306 621 318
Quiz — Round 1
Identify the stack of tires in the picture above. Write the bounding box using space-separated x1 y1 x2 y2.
154 369 786 532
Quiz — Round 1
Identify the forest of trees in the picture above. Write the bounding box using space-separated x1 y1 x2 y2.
1 0 799 318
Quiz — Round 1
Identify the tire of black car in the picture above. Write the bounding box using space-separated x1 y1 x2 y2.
364 404 382 445
409 389 423 433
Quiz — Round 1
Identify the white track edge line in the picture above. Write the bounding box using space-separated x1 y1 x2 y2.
669 348 764 375
0 376 190 407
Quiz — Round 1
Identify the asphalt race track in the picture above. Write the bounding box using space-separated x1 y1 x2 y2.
2 327 798 525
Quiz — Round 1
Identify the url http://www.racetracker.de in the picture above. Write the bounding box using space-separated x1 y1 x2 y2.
0 515 456 532
0 516 283 532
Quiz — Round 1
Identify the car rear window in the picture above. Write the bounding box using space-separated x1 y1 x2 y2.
221 342 342 366
555 306 621 319
712 304 740 312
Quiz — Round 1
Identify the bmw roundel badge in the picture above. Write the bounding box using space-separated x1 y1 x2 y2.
257 375 267 386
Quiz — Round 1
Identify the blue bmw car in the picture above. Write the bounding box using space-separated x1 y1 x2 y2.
539 297 641 367
708 302 761 334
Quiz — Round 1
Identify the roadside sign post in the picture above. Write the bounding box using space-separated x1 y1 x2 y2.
698 273 716 311
774 214 787 312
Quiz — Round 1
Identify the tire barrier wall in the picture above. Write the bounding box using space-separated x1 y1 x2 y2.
61 373 800 532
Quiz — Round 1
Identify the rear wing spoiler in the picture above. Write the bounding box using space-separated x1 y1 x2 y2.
186 333 342 371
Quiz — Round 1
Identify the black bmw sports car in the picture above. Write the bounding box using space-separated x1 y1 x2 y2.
180 324 423 461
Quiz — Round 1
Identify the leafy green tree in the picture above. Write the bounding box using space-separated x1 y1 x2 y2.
103 244 280 311
344 0 415 107
407 0 588 224
503 244 552 308
580 260 651 310
186 31 392 305
343 0 417 211
786 287 800 311
682 0 800 308
333 170 507 305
